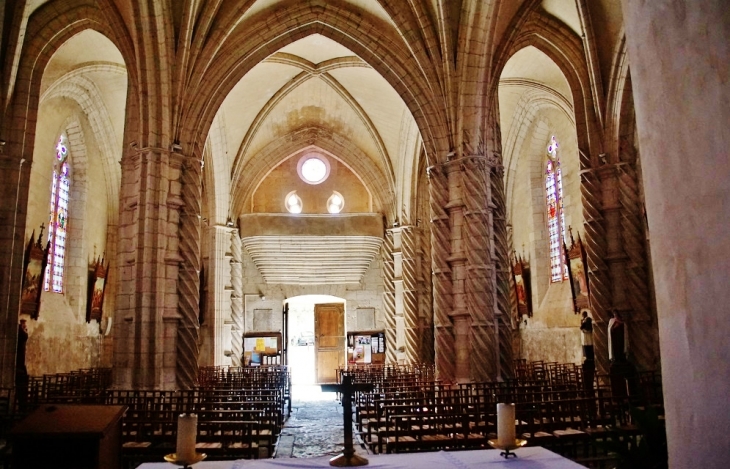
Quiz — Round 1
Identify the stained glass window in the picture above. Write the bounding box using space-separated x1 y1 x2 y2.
44 135 70 293
545 135 568 282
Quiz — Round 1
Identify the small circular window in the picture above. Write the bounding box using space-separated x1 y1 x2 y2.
327 191 344 214
285 191 303 214
297 153 330 185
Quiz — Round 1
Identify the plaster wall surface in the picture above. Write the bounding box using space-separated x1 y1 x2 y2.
252 154 370 214
506 102 583 363
519 281 582 365
621 0 730 466
237 243 385 357
20 95 112 376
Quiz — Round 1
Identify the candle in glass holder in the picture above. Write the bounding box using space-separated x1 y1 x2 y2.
497 403 516 447
176 413 198 462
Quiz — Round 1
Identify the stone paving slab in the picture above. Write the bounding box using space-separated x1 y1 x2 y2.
275 387 368 459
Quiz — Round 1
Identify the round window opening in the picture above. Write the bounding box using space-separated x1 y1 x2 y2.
285 191 303 214
297 153 330 184
327 191 344 214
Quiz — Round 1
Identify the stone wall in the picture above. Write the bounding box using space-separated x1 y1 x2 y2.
211 241 386 365
22 98 112 375
518 281 582 365
252 153 371 214
503 96 584 365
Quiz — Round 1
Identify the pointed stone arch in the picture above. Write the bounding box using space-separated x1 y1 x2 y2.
231 128 396 223
492 7 602 167
176 3 450 169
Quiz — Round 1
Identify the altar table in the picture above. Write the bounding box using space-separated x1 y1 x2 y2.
139 447 586 469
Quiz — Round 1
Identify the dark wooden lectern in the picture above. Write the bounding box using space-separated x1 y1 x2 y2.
9 404 126 469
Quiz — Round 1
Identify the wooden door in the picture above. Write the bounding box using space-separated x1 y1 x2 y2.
314 303 344 384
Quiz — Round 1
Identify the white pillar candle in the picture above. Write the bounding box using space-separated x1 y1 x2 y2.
176 413 198 462
497 403 516 447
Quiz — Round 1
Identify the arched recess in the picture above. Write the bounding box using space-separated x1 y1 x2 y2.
491 7 603 166
40 63 125 226
203 113 231 226
398 115 423 227
231 129 395 222
497 45 583 365
0 2 132 383
605 33 631 163
229 52 396 196
1 4 133 302
175 2 450 171
502 89 575 222
7 3 135 163
59 117 90 321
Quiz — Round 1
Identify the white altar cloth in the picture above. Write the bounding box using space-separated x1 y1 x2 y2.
139 447 586 469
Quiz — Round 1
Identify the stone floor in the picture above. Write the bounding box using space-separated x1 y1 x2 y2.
274 385 369 459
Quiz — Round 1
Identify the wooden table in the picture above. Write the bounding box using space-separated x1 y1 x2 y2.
9 403 127 469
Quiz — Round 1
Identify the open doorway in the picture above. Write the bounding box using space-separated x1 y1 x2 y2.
286 295 345 385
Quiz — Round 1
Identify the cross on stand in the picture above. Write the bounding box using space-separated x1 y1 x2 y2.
320 374 374 467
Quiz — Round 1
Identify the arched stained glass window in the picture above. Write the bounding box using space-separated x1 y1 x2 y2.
44 135 70 293
545 135 568 282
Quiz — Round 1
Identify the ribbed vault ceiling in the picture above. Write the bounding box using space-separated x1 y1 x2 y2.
221 32 415 209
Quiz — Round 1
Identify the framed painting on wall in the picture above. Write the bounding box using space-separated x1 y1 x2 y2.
86 255 108 323
566 233 591 314
512 254 532 317
20 227 50 320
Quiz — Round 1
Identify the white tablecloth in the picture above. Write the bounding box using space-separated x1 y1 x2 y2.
139 447 586 469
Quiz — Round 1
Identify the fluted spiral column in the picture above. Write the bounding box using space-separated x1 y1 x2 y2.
382 230 397 365
617 163 659 370
176 156 202 389
462 157 496 382
419 224 435 364
490 153 515 380
401 226 420 363
428 164 454 383
230 229 243 367
581 166 611 375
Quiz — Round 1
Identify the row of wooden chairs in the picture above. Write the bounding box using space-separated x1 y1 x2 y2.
199 365 292 417
345 361 663 468
2 366 291 469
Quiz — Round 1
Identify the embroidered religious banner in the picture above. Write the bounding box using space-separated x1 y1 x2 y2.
512 254 532 317
566 233 590 314
20 227 50 320
86 255 109 323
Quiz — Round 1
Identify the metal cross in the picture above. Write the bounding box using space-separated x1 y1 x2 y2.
321 374 374 466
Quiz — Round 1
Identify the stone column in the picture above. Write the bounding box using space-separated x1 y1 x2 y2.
418 224 434 364
0 155 29 387
597 162 661 372
461 157 496 383
381 230 397 365
401 226 420 364
490 153 514 380
201 225 233 366
617 163 659 370
621 1 730 465
428 163 454 382
114 148 183 390
175 154 202 390
581 164 611 376
429 155 499 383
230 229 243 367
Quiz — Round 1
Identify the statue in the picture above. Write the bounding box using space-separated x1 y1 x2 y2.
608 310 627 362
15 319 29 410
580 311 594 361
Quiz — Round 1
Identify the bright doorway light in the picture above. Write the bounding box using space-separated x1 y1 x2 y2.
286 295 345 385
